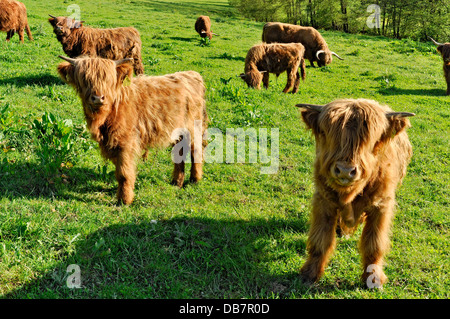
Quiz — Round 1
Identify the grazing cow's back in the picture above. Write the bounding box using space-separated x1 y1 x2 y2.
195 15 217 40
262 22 343 67
240 42 306 93
49 16 144 75
0 0 33 43
57 57 208 204
296 99 414 287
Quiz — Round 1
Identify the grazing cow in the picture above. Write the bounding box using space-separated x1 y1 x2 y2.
49 15 144 75
262 22 343 67
239 42 306 93
296 99 414 287
195 15 218 40
0 0 33 43
429 37 450 95
57 56 208 205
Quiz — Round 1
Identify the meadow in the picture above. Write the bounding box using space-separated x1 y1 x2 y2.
0 0 448 299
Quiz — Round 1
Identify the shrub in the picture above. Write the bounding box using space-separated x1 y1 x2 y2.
31 112 91 175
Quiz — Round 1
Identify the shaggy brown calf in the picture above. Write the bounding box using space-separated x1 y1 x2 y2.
296 99 414 287
195 16 218 40
239 43 306 93
49 15 144 75
57 56 208 205
429 37 450 95
262 22 343 67
0 0 33 43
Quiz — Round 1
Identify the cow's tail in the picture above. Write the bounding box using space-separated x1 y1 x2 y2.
25 23 33 41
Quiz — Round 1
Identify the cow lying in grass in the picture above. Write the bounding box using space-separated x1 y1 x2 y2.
239 42 306 93
57 56 208 205
0 0 33 43
49 15 144 75
296 99 414 287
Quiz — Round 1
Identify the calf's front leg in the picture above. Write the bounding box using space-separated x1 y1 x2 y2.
300 193 339 284
359 200 394 287
114 148 137 205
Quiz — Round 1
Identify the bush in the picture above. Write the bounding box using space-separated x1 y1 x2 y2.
31 112 91 175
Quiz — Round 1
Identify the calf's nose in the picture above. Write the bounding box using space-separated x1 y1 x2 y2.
333 162 358 180
91 95 105 104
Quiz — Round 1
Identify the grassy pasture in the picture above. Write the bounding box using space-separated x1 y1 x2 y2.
0 0 448 299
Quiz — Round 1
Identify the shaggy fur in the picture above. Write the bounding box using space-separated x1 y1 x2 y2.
297 99 414 287
57 57 208 205
240 43 306 93
195 15 217 40
262 22 342 67
49 16 144 75
0 0 33 43
435 42 450 95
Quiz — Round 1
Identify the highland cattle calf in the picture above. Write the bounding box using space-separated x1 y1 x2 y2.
239 42 306 93
195 15 218 40
296 99 414 287
0 0 33 43
49 15 144 75
57 56 208 205
262 22 343 67
429 37 450 95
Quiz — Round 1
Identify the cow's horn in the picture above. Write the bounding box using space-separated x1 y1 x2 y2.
49 14 57 18
212 32 219 36
295 103 324 112
259 70 267 74
316 50 325 59
238 73 246 78
115 58 133 66
386 112 416 118
58 55 77 65
331 51 344 60
428 36 443 46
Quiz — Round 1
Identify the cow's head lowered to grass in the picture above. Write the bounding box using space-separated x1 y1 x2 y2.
296 99 414 287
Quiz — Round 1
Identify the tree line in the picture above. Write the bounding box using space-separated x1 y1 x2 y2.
229 0 450 41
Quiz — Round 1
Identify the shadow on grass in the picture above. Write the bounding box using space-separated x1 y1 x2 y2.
3 215 316 299
0 159 115 202
209 53 245 62
0 73 63 87
0 162 364 298
169 36 194 42
378 86 446 96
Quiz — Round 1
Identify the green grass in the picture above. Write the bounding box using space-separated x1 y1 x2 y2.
0 0 449 299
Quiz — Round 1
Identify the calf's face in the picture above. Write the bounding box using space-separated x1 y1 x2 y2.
57 56 133 113
297 100 413 193
239 71 265 89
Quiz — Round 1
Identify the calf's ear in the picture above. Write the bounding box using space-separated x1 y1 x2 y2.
57 62 75 85
296 104 323 136
383 112 415 139
116 63 134 86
